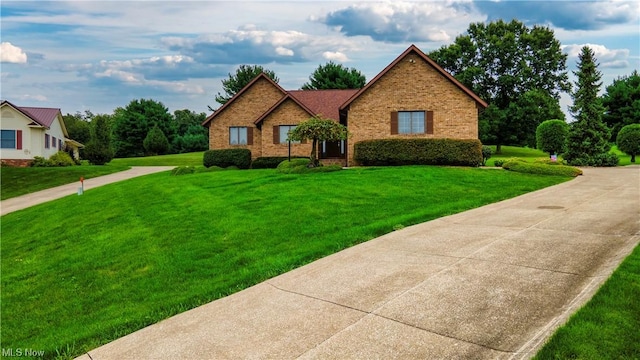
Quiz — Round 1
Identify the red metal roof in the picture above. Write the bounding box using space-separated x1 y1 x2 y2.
19 106 61 128
288 89 358 121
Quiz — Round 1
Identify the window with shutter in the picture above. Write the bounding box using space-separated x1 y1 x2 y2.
397 111 427 134
278 125 300 144
1 130 16 149
390 112 398 134
229 127 249 145
17 130 23 150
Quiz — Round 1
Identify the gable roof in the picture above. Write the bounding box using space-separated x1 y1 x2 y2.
1 100 67 134
340 44 488 111
253 93 316 125
202 73 286 126
288 89 358 121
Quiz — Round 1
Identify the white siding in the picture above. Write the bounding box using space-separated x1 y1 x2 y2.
0 105 67 160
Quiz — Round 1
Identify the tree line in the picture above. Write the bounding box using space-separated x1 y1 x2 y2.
64 103 209 164
69 19 639 166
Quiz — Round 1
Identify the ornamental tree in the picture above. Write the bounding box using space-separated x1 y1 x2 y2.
536 119 569 156
287 116 349 167
616 124 640 162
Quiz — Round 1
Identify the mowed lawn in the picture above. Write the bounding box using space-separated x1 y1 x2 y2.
108 151 205 166
1 166 569 359
0 164 130 200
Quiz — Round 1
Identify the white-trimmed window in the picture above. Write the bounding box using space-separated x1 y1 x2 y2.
229 127 252 145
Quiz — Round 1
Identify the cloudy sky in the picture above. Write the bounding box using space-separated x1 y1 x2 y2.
1 1 638 118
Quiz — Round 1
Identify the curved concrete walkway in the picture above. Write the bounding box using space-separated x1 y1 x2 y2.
0 166 174 216
67 166 637 359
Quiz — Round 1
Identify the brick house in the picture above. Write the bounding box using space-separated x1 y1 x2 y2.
203 44 487 166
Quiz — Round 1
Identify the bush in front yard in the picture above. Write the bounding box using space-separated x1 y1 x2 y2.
502 158 582 177
354 138 483 167
276 158 341 174
251 156 306 169
482 145 492 166
30 152 76 167
203 149 251 169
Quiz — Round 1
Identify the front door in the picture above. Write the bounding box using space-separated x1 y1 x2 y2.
321 140 345 158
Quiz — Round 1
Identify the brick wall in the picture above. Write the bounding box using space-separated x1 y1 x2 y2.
346 52 479 166
260 99 313 158
207 77 285 159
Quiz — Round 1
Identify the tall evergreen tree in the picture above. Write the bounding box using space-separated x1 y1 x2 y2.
84 114 114 165
565 46 616 166
301 62 366 90
112 99 175 157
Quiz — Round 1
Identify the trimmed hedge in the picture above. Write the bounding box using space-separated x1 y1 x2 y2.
354 138 483 167
502 159 583 177
251 156 307 169
203 149 251 169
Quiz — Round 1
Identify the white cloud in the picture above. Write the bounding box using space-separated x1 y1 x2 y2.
562 43 630 68
1 42 28 63
17 94 48 102
317 1 485 43
322 51 349 62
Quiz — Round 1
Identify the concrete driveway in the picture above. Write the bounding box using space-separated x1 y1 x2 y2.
0 166 174 216
77 166 639 359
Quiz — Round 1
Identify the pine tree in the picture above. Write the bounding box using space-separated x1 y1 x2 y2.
565 46 616 166
84 114 114 165
143 125 169 155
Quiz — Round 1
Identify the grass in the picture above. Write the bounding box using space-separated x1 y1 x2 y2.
108 151 205 166
1 166 570 359
485 145 635 167
0 164 130 200
534 243 640 359
485 146 551 166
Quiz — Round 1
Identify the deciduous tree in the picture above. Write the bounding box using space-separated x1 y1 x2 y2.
616 124 640 162
536 119 569 156
601 70 640 141
287 116 349 167
301 61 366 90
429 19 570 152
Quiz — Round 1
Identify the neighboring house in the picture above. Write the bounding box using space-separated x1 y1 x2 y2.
0 100 84 166
203 44 488 166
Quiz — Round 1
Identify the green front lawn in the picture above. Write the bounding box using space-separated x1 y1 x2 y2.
1 166 569 359
534 243 640 359
0 164 130 200
108 151 205 166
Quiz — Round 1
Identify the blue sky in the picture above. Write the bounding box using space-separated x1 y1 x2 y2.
1 1 638 119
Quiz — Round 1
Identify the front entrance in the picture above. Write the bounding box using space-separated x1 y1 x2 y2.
320 140 346 159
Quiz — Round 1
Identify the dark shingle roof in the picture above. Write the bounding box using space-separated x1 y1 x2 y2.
288 89 358 121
